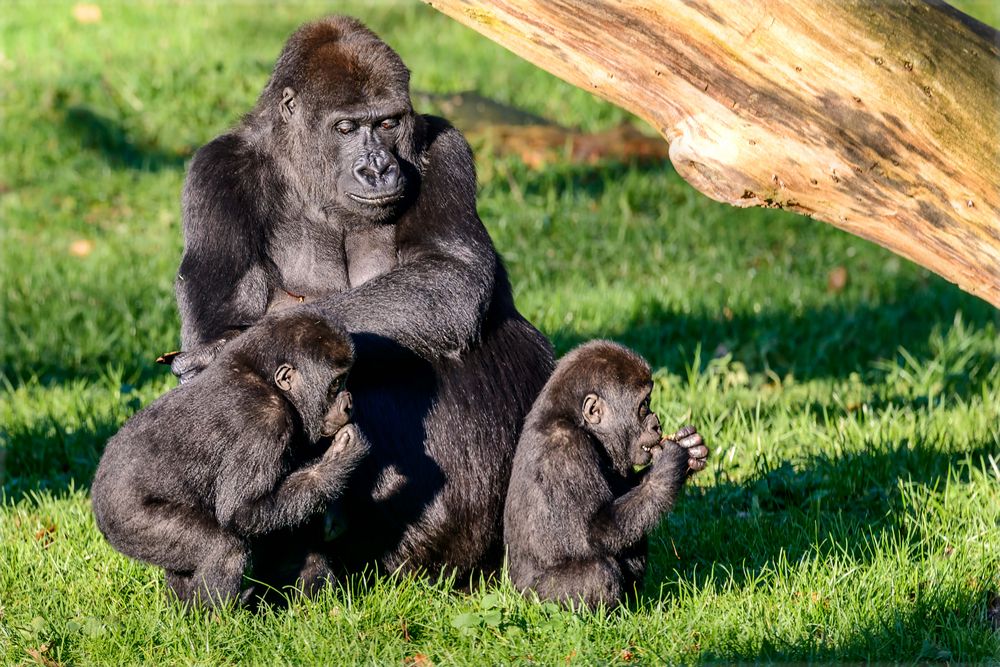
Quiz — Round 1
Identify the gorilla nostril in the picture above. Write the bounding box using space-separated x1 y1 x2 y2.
374 153 394 176
353 163 377 187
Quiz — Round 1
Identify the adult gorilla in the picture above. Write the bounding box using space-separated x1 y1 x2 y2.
169 16 554 583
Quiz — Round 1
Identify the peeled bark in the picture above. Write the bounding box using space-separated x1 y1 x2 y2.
423 0 1000 307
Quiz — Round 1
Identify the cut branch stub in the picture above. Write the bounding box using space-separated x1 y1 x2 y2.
424 0 1000 308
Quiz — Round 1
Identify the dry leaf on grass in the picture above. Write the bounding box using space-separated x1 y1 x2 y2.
69 239 94 257
827 266 848 293
34 523 56 549
72 3 102 23
27 644 61 667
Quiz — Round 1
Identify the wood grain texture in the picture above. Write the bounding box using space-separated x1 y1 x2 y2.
423 0 1000 307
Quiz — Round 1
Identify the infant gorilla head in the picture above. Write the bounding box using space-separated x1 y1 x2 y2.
255 312 356 441
563 342 664 471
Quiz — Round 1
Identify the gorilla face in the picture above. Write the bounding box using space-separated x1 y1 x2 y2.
328 109 408 217
582 382 662 475
268 20 423 223
278 84 418 221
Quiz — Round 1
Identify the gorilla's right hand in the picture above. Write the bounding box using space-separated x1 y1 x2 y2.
170 336 231 384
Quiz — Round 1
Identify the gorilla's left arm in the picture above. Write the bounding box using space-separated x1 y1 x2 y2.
308 120 497 359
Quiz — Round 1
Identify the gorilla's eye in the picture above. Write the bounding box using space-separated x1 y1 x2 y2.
327 375 344 398
638 397 650 418
335 120 356 135
379 118 399 131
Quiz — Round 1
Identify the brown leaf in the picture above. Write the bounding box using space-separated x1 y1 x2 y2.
620 648 635 661
404 654 433 667
69 239 94 257
27 644 61 667
827 266 848 293
72 3 102 23
34 523 56 549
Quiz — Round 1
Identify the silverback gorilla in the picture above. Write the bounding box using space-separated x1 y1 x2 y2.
504 342 708 609
168 16 554 584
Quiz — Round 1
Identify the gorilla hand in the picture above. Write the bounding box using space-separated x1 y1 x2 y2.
326 423 370 464
662 425 709 474
170 336 232 384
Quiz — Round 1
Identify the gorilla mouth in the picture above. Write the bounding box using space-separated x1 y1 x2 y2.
347 190 403 207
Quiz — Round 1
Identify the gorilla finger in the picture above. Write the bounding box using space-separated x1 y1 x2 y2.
688 457 707 472
677 433 704 449
333 426 354 447
667 425 697 441
170 343 223 379
169 353 197 378
686 445 709 460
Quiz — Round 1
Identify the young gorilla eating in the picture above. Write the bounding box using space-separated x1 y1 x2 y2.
91 312 368 608
504 340 709 610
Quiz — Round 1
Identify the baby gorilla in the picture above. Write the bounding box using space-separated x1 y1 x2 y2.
92 312 368 608
504 340 708 610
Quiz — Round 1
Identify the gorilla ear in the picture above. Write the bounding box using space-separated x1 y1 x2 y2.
274 363 297 391
582 393 605 426
280 87 297 122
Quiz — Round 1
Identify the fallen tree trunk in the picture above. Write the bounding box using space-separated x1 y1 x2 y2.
422 0 1000 308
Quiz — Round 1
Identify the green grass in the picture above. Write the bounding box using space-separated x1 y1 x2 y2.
2 1 999 663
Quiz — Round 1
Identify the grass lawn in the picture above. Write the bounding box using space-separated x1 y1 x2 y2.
2 1 999 663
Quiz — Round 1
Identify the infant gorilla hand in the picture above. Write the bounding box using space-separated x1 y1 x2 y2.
319 424 370 543
326 423 370 462
651 425 709 474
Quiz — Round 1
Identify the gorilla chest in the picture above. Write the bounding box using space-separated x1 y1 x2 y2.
270 220 398 297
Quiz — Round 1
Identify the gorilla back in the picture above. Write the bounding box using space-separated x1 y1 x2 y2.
171 16 554 581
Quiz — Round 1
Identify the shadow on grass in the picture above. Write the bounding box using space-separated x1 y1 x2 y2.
687 585 992 661
657 439 1000 584
63 105 191 172
1 411 118 501
549 279 998 385
5 267 996 391
639 438 999 660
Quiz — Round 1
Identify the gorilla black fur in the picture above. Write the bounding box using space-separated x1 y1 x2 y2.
504 341 708 609
168 16 554 583
92 313 368 607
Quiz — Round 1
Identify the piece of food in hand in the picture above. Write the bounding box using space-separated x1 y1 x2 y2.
156 351 181 365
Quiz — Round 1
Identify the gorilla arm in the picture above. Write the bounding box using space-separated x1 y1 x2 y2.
589 445 690 555
172 136 281 378
214 412 368 537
